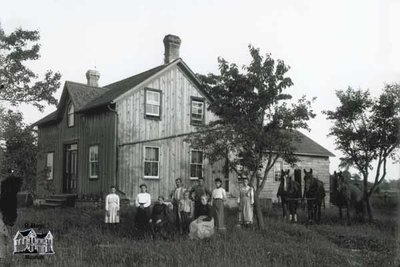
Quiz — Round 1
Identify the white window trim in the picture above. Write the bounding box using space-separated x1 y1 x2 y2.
191 99 205 122
89 145 99 179
144 146 160 179
190 149 204 180
46 152 54 180
145 90 161 117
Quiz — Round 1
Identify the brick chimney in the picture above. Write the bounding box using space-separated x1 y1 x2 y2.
163 34 181 64
86 70 100 87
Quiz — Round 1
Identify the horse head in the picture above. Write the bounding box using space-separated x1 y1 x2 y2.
333 171 345 192
303 168 314 192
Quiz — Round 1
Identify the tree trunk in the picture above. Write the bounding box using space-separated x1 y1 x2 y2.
363 177 373 222
254 191 265 230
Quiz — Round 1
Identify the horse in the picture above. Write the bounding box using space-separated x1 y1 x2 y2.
276 170 301 223
303 169 325 224
332 171 365 224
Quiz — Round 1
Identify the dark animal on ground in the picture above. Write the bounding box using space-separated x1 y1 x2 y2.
332 171 365 223
303 169 325 224
277 170 301 223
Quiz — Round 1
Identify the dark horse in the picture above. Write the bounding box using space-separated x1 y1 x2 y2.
332 171 365 224
303 169 325 224
277 170 301 223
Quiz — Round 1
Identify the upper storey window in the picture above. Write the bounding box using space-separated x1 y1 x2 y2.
191 97 205 125
145 88 161 119
67 102 75 127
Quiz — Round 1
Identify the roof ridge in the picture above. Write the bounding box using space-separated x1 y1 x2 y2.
65 80 105 89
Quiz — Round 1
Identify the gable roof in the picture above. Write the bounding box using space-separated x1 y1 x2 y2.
32 81 106 126
80 63 170 111
19 229 34 237
292 131 335 157
34 58 210 126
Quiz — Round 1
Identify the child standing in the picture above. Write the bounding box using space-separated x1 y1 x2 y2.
211 178 226 231
178 191 194 234
105 186 120 224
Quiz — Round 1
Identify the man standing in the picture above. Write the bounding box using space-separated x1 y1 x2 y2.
170 178 185 231
190 177 212 218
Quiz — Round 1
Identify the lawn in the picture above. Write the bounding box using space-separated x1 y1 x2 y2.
3 203 399 267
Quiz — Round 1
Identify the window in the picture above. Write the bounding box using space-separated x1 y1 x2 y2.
274 161 283 182
191 97 205 125
89 145 99 179
145 89 161 118
190 150 203 179
144 146 160 178
67 102 75 127
46 152 54 180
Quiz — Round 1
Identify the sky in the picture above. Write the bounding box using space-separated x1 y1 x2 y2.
1 0 399 180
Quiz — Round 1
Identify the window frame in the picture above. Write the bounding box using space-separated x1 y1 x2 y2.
274 161 283 182
144 88 162 120
190 96 205 125
88 145 99 179
46 152 54 180
190 149 204 180
143 145 160 179
67 102 75 127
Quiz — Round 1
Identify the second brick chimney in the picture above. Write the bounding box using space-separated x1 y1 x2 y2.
163 34 181 64
86 70 100 87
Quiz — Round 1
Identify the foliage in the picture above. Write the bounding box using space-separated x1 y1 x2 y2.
0 24 61 111
188 46 315 229
0 109 37 192
324 84 400 220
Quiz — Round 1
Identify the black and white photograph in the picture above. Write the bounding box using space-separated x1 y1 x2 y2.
0 1 399 266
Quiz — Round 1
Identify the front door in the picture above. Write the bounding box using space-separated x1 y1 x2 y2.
63 144 78 193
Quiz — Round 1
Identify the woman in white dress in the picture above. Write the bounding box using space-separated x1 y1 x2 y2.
105 186 120 223
237 177 254 227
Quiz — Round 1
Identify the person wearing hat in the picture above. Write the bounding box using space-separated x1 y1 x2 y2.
105 186 120 224
190 177 211 218
211 178 227 231
135 184 151 232
237 176 254 227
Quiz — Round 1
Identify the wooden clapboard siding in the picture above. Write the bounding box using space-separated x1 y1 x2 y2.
118 136 225 200
227 155 331 203
36 93 116 197
116 65 219 199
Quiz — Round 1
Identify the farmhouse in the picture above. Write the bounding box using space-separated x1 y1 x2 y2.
34 35 334 204
13 229 54 254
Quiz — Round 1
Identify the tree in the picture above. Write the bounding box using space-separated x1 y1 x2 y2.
0 110 37 192
187 46 315 229
324 85 400 221
0 24 61 110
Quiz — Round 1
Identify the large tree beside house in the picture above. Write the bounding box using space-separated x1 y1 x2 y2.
0 24 61 110
187 46 316 229
324 85 400 221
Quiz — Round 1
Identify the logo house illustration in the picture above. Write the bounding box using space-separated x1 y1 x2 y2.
13 228 54 255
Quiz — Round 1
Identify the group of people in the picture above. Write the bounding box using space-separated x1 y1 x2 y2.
104 176 255 239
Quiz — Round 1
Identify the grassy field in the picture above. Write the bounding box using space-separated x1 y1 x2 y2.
2 203 399 267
